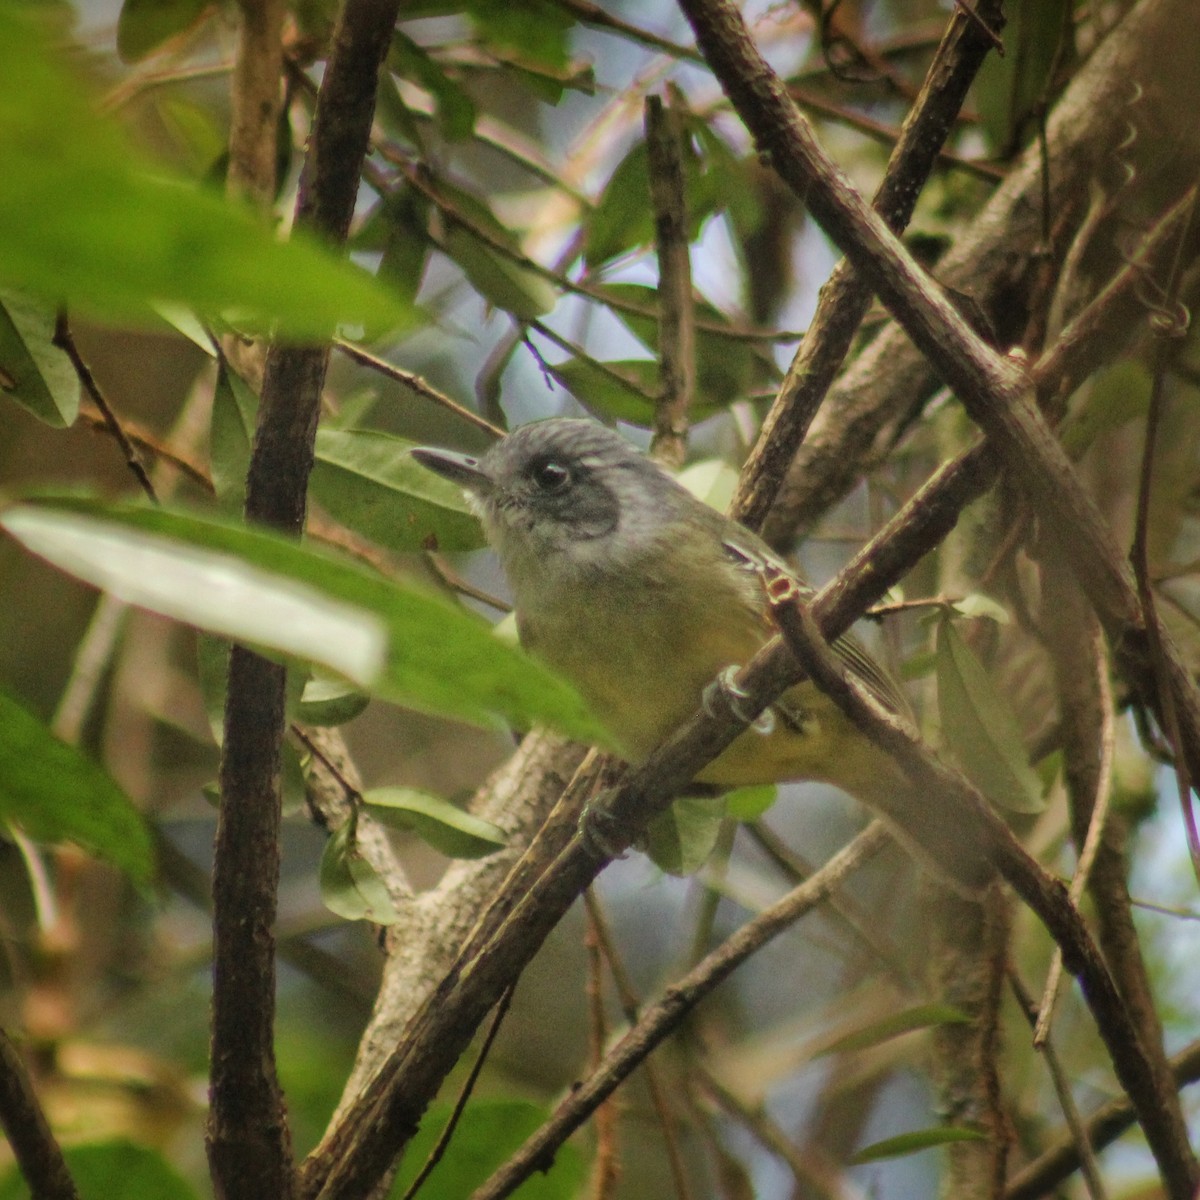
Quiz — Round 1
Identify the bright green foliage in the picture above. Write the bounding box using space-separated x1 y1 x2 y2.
0 498 607 742
0 6 410 335
0 689 154 884
0 1139 200 1200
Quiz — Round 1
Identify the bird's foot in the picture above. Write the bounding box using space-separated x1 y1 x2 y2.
701 666 776 734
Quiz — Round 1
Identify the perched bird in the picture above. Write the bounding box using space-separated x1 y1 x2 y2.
411 418 909 802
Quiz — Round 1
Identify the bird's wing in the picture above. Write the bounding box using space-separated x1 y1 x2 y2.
719 526 911 719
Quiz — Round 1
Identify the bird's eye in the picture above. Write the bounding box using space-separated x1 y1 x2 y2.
530 460 570 492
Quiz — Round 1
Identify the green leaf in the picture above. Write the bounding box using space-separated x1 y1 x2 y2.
463 0 572 71
280 737 308 817
819 1003 971 1057
600 282 779 415
354 190 432 308
390 32 476 141
724 784 777 821
851 1126 988 1165
117 0 211 62
0 7 411 336
0 1138 200 1200
311 429 486 552
295 677 370 727
389 1098 585 1200
584 140 653 269
319 822 400 924
0 290 79 427
973 0 1071 154
443 225 557 320
546 356 659 424
949 593 1010 625
678 458 740 512
1059 360 1152 458
935 616 1044 814
0 689 154 884
644 794 726 876
363 787 506 858
209 358 258 508
1 497 607 742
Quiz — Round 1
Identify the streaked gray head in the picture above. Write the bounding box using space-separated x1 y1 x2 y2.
411 418 694 582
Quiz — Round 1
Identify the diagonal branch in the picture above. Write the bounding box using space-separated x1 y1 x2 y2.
731 0 1004 531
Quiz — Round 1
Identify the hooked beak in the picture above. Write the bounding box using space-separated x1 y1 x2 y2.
410 446 493 497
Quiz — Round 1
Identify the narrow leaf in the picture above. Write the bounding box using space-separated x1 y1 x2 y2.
851 1126 987 1164
645 794 726 876
319 822 400 924
1 498 607 742
819 1003 972 1057
936 617 1044 814
311 428 485 552
0 290 79 426
295 677 370 727
0 689 154 884
363 787 506 858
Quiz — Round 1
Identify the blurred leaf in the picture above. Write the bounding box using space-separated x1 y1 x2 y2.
0 7 411 335
502 57 596 105
355 189 432 307
973 0 1071 154
281 738 308 817
319 821 401 924
678 458 740 512
363 787 506 858
645 794 726 876
547 356 659 423
311 429 485 552
0 290 78 427
819 1003 971 1057
209 358 258 508
1 498 607 742
117 0 211 63
443 225 557 320
936 616 1044 814
0 689 154 884
949 593 1009 625
851 1126 987 1164
389 1098 585 1200
1060 360 1152 458
725 784 777 821
295 677 370 727
0 1138 200 1199
390 32 476 140
463 0 572 71
600 282 779 413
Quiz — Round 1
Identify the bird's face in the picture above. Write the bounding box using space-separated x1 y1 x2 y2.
412 419 684 588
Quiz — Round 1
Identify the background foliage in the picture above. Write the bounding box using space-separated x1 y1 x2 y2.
0 0 1198 1198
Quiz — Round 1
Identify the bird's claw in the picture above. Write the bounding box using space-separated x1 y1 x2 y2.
701 665 776 734
579 793 631 860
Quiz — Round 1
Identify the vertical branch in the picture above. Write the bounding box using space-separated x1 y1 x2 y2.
207 2 401 1197
227 0 287 206
646 92 695 469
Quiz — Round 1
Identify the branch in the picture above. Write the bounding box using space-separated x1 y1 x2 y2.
207 2 400 1197
226 0 286 206
762 0 1200 545
468 825 891 1200
0 1028 78 1200
731 0 1005 530
761 577 1198 1200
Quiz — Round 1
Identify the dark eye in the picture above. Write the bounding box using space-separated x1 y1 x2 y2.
530 460 570 492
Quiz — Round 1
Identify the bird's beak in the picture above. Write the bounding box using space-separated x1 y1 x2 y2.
410 446 493 497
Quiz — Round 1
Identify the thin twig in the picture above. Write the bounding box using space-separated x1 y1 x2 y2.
583 908 621 1200
52 313 157 503
398 986 517 1200
1009 971 1109 1200
467 825 890 1200
332 338 503 437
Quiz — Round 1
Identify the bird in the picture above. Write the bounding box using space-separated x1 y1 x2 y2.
411 417 910 802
